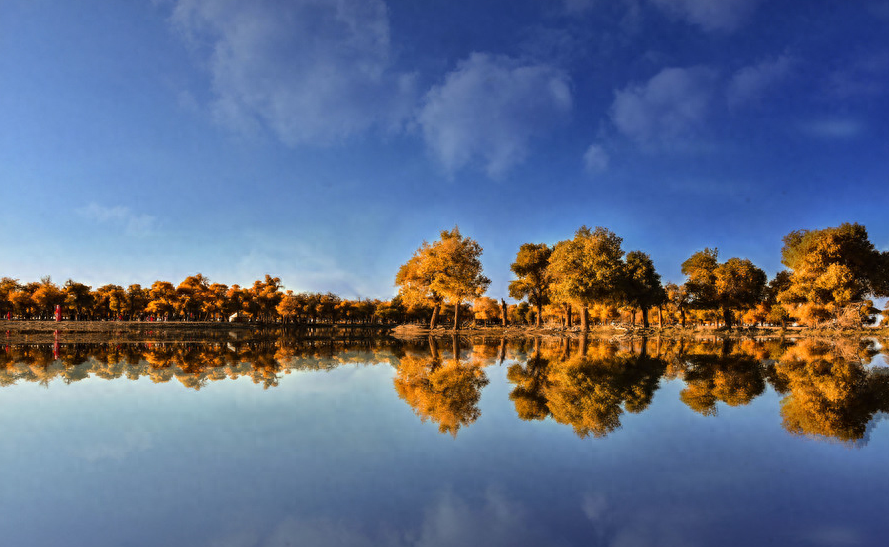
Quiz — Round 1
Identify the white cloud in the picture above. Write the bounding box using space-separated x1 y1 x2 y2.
170 0 417 145
800 118 865 139
418 53 572 177
77 203 157 236
727 54 794 109
583 144 610 173
610 66 717 146
562 0 596 14
825 51 889 99
650 0 761 32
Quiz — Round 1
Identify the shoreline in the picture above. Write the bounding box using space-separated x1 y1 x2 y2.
2 320 886 344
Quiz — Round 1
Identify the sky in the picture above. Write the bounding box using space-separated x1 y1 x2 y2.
1 0 888 300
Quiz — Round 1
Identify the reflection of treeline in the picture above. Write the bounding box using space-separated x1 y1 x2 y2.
0 337 414 390
506 336 889 444
395 223 889 330
4 334 889 444
0 274 420 324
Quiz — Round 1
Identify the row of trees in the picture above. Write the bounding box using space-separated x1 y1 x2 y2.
3 222 886 329
394 222 889 330
0 274 414 325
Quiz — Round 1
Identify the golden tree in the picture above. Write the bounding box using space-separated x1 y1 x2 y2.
548 226 626 332
396 227 490 330
508 243 552 327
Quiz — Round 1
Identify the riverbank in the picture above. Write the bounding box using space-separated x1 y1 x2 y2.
0 320 393 344
390 323 889 340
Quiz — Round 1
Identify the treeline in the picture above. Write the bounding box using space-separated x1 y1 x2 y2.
0 274 420 324
4 222 888 329
396 223 889 330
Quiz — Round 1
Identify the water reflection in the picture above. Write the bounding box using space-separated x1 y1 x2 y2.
393 336 489 436
2 333 889 445
508 337 666 438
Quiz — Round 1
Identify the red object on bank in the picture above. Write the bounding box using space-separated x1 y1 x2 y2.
55 305 62 322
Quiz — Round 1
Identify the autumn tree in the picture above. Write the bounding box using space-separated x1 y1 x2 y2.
125 284 150 320
395 241 444 328
32 276 64 318
62 280 92 320
472 297 500 326
0 277 19 318
714 258 767 328
682 248 766 328
778 223 889 325
177 274 211 320
623 251 666 328
397 227 490 330
146 281 177 319
508 243 552 327
93 284 126 319
548 226 626 332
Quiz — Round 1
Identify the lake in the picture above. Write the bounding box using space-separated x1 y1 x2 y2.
1 332 888 546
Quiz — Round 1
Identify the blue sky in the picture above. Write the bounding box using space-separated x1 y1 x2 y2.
2 0 888 300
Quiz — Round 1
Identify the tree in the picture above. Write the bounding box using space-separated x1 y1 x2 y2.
472 297 500 325
714 258 767 328
396 227 490 330
623 251 665 328
125 284 150 320
146 281 177 319
664 282 689 327
508 243 552 327
177 274 211 321
682 249 766 328
548 226 626 332
681 248 719 313
250 275 283 322
0 278 19 318
779 223 889 325
31 276 64 318
395 241 444 328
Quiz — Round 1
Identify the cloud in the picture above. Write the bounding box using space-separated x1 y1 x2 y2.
562 0 596 14
583 144 610 173
650 0 761 32
609 66 717 146
825 51 889 99
418 53 572 177
77 203 158 236
800 118 865 139
727 54 794 109
169 0 417 145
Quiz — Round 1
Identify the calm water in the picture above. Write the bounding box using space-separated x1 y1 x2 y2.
2 333 888 546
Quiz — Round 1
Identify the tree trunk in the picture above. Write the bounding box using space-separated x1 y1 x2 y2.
500 299 508 327
680 307 686 328
430 304 440 329
581 306 589 332
642 306 650 329
657 307 663 328
723 308 733 329
630 308 635 327
535 302 542 327
566 305 572 328
453 303 460 331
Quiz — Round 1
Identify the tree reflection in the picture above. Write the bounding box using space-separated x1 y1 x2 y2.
772 339 889 443
507 338 552 421
393 336 489 436
677 340 767 416
506 338 667 438
3 334 889 445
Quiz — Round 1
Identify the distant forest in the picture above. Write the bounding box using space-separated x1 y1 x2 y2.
2 222 887 329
